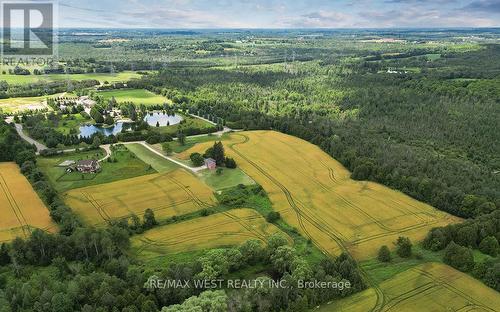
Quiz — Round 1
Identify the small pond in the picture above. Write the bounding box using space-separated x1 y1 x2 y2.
79 122 131 138
144 112 183 127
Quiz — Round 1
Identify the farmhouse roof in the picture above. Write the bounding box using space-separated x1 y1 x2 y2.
77 159 99 167
205 158 216 164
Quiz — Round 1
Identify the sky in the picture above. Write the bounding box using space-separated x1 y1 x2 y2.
53 0 500 28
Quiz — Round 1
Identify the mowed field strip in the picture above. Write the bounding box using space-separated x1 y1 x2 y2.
318 262 500 312
179 131 460 260
132 208 292 258
0 162 57 242
64 169 216 225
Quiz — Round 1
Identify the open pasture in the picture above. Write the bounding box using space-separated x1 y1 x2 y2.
132 208 291 259
0 71 142 85
0 94 57 113
318 262 500 312
64 169 216 225
97 88 169 106
0 162 57 242
181 131 459 260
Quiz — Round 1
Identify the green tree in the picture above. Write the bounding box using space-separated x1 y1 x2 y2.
104 114 114 125
161 290 227 312
91 136 101 149
395 236 412 258
143 208 157 229
378 245 391 262
190 153 204 166
479 236 499 257
177 132 186 145
266 211 280 223
90 107 104 124
270 246 296 275
162 142 173 155
212 141 225 165
225 157 237 168
0 243 10 265
443 241 474 272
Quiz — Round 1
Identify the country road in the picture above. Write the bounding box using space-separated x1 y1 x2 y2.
14 123 48 152
10 121 231 172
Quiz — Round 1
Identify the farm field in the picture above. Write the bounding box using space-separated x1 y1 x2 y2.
180 131 460 260
64 169 216 225
317 262 500 312
125 143 179 173
37 146 155 192
97 88 169 106
0 162 57 242
132 208 291 259
0 93 64 113
0 71 142 85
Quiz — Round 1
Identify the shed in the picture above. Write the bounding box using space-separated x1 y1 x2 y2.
204 158 217 170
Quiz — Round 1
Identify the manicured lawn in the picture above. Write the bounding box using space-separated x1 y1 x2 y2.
198 167 255 190
154 133 229 154
125 143 179 173
53 113 92 135
152 114 216 136
37 145 156 192
97 88 169 106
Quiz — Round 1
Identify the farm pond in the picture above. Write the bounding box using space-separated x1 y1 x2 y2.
79 112 183 137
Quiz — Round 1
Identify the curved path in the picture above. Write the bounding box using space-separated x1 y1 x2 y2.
14 123 47 152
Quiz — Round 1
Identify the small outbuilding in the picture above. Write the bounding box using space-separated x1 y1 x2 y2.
204 158 217 170
58 160 76 167
76 159 101 173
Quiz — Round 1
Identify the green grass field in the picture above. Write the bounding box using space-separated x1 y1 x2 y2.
52 114 92 135
151 116 216 138
0 71 142 85
97 88 169 106
125 143 179 173
37 146 156 192
155 133 228 154
198 167 255 190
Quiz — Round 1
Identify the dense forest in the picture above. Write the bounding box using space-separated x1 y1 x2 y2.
131 44 500 220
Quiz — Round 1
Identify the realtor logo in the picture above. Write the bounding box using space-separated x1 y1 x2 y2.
1 1 56 57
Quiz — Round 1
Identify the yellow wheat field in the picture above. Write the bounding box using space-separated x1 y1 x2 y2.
0 162 57 242
318 262 500 312
180 131 459 260
132 208 292 258
64 169 216 225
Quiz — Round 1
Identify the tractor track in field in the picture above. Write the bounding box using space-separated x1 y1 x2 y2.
0 172 31 237
229 133 387 312
413 268 497 312
135 213 268 253
222 211 268 242
169 175 210 208
81 191 112 222
382 282 436 311
318 159 439 234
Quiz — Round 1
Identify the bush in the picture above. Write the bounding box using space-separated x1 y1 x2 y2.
377 245 391 262
395 236 412 258
225 157 237 168
190 153 205 167
266 211 281 223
